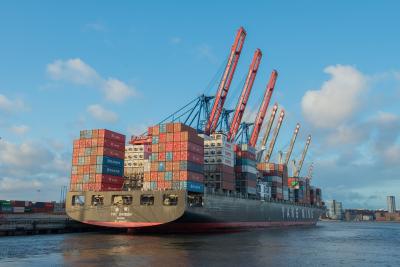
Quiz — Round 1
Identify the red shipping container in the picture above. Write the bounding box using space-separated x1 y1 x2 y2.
101 138 125 151
98 129 126 143
95 174 124 184
166 142 174 152
158 152 166 161
73 140 80 148
179 171 203 182
173 171 180 180
78 139 86 147
97 147 125 159
173 143 181 152
157 172 165 181
180 142 203 155
72 157 78 165
159 133 167 143
173 151 181 161
164 181 172 189
173 132 181 142
150 172 158 180
180 151 203 164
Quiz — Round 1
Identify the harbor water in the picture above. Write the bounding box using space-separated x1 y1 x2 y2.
0 221 399 267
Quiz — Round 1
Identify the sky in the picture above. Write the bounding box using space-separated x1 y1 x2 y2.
0 1 399 209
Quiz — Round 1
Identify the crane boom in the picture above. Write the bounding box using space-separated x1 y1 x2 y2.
260 103 278 149
205 27 246 135
256 103 278 162
227 49 262 141
284 123 300 165
248 70 278 147
264 109 285 162
295 135 311 177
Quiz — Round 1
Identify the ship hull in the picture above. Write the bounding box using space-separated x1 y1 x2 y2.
66 190 325 233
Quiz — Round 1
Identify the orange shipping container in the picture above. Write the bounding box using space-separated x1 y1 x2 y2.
166 133 174 142
150 172 158 180
152 144 159 152
166 162 173 171
166 123 174 133
159 133 167 143
157 172 165 181
158 143 166 152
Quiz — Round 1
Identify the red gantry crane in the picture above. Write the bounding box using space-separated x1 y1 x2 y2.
227 49 262 142
248 70 278 147
205 27 247 135
264 109 285 162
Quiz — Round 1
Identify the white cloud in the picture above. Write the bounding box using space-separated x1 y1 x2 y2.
46 58 135 103
170 37 182 45
301 65 367 128
326 125 367 146
104 78 135 103
9 125 30 135
87 104 118 123
0 140 53 169
46 58 101 85
0 94 26 113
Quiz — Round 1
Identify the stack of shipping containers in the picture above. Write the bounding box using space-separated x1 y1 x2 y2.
124 143 151 188
234 144 257 195
143 123 204 192
256 163 288 200
0 200 59 214
70 129 126 191
203 133 235 193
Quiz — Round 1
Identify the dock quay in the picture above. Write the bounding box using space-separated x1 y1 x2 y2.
0 213 96 236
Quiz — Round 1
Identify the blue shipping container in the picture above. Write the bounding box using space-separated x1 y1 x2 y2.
186 181 204 193
96 164 123 176
180 161 203 174
97 156 124 168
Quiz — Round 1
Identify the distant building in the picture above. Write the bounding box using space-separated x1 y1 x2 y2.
387 196 396 213
344 209 375 221
326 200 343 220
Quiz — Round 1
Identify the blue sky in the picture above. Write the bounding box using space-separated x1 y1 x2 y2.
0 1 399 209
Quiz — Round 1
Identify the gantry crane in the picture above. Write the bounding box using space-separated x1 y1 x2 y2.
248 70 278 147
205 27 246 135
264 109 285 162
294 135 311 177
256 103 278 162
284 123 300 165
227 49 262 141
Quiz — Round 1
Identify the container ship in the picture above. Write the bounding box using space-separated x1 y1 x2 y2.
66 27 325 232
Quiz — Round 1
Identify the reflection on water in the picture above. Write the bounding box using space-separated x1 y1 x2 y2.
0 222 399 267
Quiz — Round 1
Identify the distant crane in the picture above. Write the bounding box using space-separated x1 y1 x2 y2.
306 162 314 181
257 103 278 162
248 70 278 147
205 27 246 135
284 123 300 165
227 49 262 141
264 109 285 162
294 135 312 177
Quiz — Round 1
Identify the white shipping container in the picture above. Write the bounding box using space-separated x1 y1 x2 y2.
142 182 151 190
12 207 25 213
